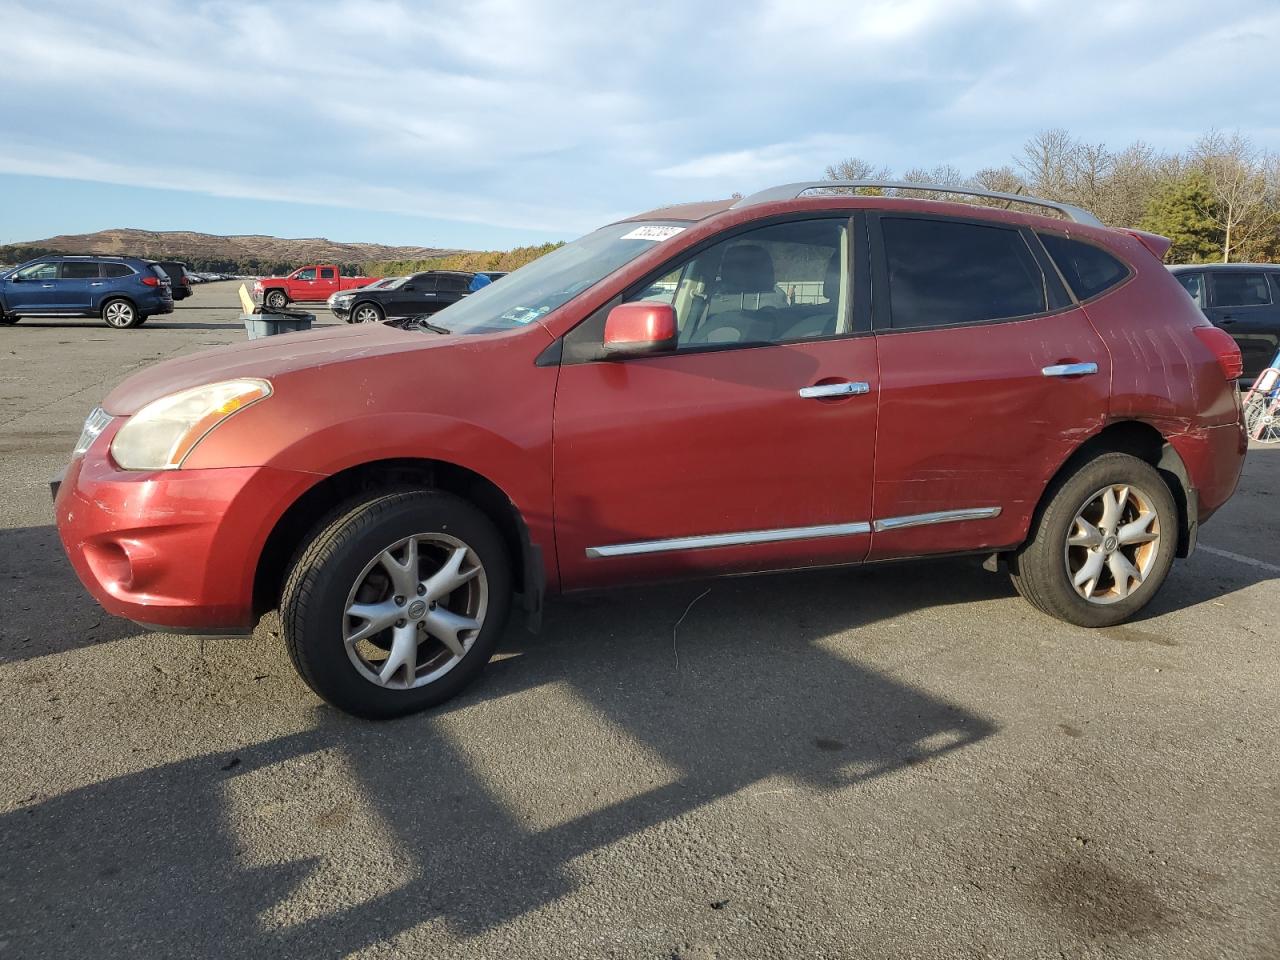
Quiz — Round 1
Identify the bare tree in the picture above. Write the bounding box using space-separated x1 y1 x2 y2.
1190 131 1276 262
823 157 894 194
1016 128 1079 201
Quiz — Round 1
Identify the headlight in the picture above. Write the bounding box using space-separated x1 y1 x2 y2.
73 406 113 456
110 379 272 470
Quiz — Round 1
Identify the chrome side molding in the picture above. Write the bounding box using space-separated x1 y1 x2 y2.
585 521 872 558
585 507 1002 558
871 506 1002 532
1042 362 1098 377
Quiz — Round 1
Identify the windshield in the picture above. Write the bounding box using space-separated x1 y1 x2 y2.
424 221 687 334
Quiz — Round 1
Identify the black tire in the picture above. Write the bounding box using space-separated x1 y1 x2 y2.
1010 452 1177 627
350 301 384 324
281 490 512 719
264 289 289 311
101 298 141 329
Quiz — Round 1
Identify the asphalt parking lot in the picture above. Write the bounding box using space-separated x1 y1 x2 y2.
1 282 1277 959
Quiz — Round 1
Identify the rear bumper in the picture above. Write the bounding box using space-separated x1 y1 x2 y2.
1168 421 1248 527
54 448 319 632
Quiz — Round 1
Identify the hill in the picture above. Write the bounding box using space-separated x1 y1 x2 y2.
0 228 468 276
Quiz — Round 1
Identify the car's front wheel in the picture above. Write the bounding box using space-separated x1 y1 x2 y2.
1010 452 1177 627
281 490 512 719
101 299 141 329
352 302 384 324
264 289 289 311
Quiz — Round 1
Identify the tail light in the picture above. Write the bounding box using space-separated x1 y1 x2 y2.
1193 326 1244 380
141 276 161 287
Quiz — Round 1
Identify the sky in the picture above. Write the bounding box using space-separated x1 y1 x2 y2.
2 0 1278 250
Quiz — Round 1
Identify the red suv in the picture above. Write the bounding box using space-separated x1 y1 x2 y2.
54 182 1247 718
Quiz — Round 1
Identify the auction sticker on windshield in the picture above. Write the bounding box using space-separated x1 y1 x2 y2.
620 225 685 242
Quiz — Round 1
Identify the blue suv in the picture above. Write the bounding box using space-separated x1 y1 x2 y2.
0 256 174 329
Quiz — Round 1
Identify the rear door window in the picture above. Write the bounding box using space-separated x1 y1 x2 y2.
319 267 336 280
1039 234 1130 301
880 217 1046 329
1210 272 1272 307
1175 272 1206 308
60 262 101 279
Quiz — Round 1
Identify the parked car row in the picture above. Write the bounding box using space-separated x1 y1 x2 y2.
250 262 508 322
53 181 1248 718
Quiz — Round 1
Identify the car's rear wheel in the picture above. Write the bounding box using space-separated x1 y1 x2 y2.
281 490 511 719
1010 452 1177 627
352 302 384 324
264 289 289 311
101 299 141 329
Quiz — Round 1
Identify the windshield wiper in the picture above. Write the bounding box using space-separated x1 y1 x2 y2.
390 315 452 334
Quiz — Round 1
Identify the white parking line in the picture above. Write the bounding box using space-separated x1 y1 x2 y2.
1199 545 1280 575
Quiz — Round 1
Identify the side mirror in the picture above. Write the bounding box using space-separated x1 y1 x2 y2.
602 302 677 358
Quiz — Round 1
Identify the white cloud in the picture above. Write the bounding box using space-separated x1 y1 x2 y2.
1 0 1278 244
655 137 879 181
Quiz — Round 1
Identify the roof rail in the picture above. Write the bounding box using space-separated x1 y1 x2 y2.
731 180 1105 228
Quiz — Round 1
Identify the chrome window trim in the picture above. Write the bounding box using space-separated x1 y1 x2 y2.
584 507 1002 558
584 521 872 558
872 507 1002 532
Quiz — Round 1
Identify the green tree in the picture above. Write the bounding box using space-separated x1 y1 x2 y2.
1138 175 1224 264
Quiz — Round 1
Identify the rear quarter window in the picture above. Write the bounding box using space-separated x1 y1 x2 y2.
1039 234 1130 301
101 263 134 278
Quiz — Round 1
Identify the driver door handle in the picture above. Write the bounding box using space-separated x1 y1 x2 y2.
1042 362 1098 378
798 381 870 399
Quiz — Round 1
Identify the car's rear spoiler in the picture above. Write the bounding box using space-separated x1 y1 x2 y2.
1122 229 1172 262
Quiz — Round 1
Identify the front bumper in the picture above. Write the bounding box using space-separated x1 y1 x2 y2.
329 301 354 320
54 445 319 632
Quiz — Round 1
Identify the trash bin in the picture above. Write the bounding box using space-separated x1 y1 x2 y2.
242 309 315 339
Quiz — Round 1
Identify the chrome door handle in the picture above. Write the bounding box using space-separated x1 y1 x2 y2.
1042 362 1098 378
798 381 870 399
41 283 55 288
89 281 105 286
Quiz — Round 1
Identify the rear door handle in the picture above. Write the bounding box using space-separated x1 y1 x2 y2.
1042 362 1098 378
798 381 870 399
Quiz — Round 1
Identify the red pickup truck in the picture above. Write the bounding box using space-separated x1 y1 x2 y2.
254 265 375 310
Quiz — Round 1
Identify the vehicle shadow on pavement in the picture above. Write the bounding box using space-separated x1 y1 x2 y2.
0 525 138 666
1 564 1000 957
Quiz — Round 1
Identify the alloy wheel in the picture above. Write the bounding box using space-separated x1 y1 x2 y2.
1064 484 1160 604
354 305 381 324
104 302 134 327
342 533 488 689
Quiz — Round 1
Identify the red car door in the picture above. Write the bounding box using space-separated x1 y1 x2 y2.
314 266 340 300
865 213 1112 560
553 215 879 590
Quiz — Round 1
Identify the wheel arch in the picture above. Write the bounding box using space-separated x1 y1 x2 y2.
1025 419 1195 558
253 457 543 628
99 293 138 313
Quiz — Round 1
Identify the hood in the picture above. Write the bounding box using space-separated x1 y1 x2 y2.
102 323 432 415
